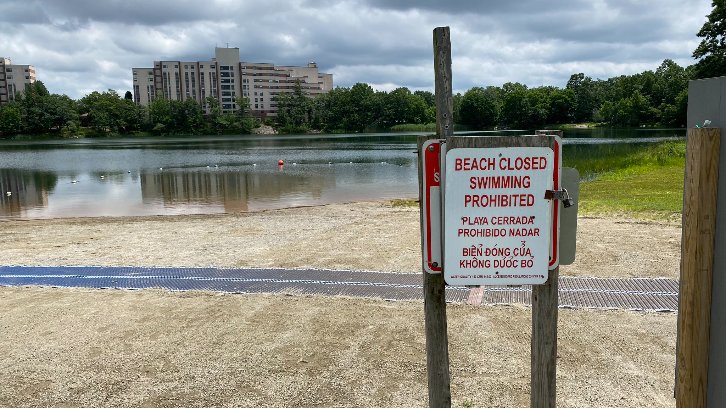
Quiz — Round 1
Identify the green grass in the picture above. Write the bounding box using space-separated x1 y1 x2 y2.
391 198 419 208
389 123 437 132
578 142 685 220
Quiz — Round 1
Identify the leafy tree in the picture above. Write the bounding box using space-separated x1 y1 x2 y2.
566 73 598 122
693 0 726 79
500 82 531 127
0 103 22 137
124 91 133 100
348 82 380 131
79 90 142 134
459 86 500 129
148 98 173 133
548 88 575 124
275 81 313 132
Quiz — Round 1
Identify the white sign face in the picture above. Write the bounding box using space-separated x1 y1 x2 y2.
444 147 554 286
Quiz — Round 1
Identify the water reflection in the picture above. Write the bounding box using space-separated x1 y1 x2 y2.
0 169 57 217
140 169 330 212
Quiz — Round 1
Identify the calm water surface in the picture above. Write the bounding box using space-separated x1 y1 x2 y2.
0 129 685 219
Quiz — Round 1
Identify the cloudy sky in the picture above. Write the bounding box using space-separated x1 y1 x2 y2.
0 0 712 99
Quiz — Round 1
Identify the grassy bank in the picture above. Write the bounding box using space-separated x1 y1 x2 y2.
577 141 685 220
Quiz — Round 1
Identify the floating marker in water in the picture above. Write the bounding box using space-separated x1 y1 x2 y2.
5 191 11 196
253 163 257 166
127 171 131 173
278 159 284 165
71 180 78 184
100 175 105 179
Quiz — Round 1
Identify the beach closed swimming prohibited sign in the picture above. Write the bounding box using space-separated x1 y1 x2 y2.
444 147 554 286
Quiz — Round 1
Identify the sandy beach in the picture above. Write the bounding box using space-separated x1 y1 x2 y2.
0 201 681 278
0 201 682 407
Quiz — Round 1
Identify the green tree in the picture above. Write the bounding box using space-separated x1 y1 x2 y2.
500 82 531 128
148 98 173 133
275 81 313 132
548 88 575 124
0 103 22 137
459 86 500 129
693 0 726 78
566 73 598 123
79 90 142 134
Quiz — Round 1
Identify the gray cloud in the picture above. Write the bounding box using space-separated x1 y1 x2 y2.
0 0 711 98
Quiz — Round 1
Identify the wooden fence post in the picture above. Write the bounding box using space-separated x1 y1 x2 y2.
676 127 721 408
530 129 562 408
421 26 453 408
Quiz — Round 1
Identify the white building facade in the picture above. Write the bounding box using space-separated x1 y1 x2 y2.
133 47 333 117
0 57 37 105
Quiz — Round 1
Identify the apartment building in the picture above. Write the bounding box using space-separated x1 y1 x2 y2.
0 57 37 105
132 47 333 117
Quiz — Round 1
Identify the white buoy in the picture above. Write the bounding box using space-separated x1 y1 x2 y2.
71 180 78 184
5 191 11 196
100 175 105 179
127 171 131 173
253 163 257 166
293 162 297 166
159 167 163 170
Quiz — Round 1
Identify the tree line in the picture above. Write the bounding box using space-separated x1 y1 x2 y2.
0 83 257 138
1 0 724 139
276 58 692 132
0 58 701 139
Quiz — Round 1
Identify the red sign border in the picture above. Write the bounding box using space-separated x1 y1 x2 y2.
422 139 443 274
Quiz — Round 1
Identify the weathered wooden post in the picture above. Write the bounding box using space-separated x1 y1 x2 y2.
676 127 721 407
675 76 726 407
532 129 563 408
420 26 453 408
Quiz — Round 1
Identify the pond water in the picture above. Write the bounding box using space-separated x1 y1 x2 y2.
0 128 685 219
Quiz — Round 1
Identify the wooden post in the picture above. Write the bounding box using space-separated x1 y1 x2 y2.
531 130 562 408
422 26 453 408
676 127 721 408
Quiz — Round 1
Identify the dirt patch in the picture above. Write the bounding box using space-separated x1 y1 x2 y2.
0 201 681 278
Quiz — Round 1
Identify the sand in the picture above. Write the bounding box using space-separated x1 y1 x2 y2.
0 201 682 407
0 201 682 278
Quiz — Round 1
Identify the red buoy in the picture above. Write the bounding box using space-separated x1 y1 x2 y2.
278 159 284 166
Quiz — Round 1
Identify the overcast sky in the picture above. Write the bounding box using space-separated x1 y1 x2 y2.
0 0 712 99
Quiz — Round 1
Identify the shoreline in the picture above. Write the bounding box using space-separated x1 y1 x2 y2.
1 200 682 279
